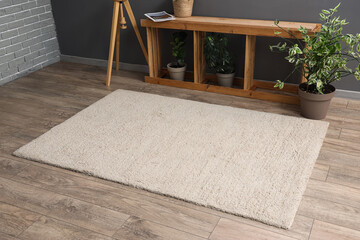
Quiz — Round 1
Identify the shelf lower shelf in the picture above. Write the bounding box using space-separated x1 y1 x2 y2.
145 72 300 105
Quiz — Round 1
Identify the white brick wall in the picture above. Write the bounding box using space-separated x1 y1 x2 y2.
0 0 60 85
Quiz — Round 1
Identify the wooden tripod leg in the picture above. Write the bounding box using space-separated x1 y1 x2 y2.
115 16 120 71
106 0 120 86
123 0 149 63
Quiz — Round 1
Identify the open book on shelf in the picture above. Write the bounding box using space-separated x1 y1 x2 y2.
144 11 175 22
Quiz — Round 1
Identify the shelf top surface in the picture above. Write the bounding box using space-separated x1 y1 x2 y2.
141 16 321 38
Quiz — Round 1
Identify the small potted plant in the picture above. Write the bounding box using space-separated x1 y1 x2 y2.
205 33 236 87
270 3 360 120
167 31 187 81
172 0 194 18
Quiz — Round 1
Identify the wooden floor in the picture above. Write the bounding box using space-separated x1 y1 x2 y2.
1 62 360 240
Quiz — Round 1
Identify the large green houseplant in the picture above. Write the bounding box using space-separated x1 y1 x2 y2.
205 33 236 87
270 3 360 119
167 31 187 81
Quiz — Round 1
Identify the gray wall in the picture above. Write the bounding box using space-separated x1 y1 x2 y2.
52 0 360 91
0 0 60 85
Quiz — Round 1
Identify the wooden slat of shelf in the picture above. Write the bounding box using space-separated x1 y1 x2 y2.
145 76 300 105
253 80 299 93
250 91 300 104
141 17 321 38
206 85 253 98
163 71 297 95
145 76 209 91
207 85 299 104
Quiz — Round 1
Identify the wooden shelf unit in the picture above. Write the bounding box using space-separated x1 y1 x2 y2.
141 16 321 105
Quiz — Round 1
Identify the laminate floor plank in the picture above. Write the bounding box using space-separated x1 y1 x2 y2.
310 164 329 181
329 97 349 109
113 216 206 240
0 233 21 240
0 202 41 238
304 179 360 208
213 214 313 240
209 218 297 240
327 166 360 190
347 100 360 111
323 138 360 157
309 220 360 240
326 126 341 139
19 216 115 240
339 128 360 143
298 196 360 231
327 107 360 121
0 158 29 179
317 149 360 170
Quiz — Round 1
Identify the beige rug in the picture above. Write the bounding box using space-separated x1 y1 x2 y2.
14 89 328 229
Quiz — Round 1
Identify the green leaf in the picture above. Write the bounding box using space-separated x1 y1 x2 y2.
274 31 282 35
316 81 324 93
336 42 341 51
274 19 279 25
322 10 330 14
334 2 341 11
274 80 284 89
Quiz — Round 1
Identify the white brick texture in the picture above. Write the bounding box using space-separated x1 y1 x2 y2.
0 0 60 85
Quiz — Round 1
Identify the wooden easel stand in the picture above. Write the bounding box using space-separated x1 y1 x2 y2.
106 0 148 86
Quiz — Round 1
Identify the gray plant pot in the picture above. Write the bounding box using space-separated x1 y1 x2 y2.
216 72 235 87
167 63 187 81
298 83 336 120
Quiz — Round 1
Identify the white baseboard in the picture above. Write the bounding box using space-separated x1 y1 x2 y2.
60 54 360 100
335 89 360 100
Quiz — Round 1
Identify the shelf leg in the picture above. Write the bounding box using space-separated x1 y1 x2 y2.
194 31 206 84
244 35 256 90
152 28 161 77
156 29 162 77
146 27 155 77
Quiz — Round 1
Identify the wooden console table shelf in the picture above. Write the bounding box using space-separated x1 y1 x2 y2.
141 17 321 105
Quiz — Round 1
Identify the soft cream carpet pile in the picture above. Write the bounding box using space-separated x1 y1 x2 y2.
14 89 329 229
